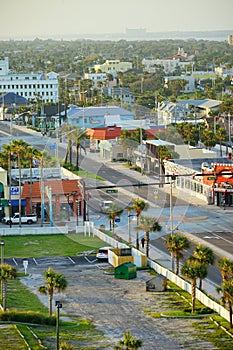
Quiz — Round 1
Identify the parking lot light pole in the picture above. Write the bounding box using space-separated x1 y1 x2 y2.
55 301 62 350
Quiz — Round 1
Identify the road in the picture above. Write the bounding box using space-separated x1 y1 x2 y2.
1 121 233 292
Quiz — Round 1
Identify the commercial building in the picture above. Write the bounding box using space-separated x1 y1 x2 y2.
0 57 59 103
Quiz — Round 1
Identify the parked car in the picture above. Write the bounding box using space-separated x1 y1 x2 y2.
96 246 112 261
2 213 38 225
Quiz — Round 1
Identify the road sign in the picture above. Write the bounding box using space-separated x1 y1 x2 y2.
106 189 118 193
115 217 120 223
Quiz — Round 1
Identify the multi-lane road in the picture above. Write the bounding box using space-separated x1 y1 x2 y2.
1 120 233 290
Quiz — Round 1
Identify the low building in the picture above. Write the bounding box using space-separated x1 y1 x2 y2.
94 60 132 77
66 105 134 128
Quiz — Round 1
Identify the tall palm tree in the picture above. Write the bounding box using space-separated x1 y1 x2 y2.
69 127 86 170
181 256 207 313
193 244 215 289
0 263 17 311
38 267 68 317
215 127 227 157
61 124 75 166
138 215 161 257
165 233 190 274
105 203 123 236
27 146 42 213
132 198 149 249
217 257 233 327
11 139 30 227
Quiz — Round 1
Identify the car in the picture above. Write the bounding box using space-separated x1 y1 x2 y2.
99 200 113 213
96 246 112 261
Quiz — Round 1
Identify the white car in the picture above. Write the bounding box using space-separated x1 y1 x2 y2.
96 247 112 261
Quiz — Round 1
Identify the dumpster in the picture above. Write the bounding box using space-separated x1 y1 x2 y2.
114 262 137 280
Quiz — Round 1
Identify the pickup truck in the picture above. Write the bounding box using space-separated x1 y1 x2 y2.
2 213 38 225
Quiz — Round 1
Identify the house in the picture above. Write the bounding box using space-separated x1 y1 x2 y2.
86 126 121 152
94 60 132 77
102 86 135 104
66 105 134 129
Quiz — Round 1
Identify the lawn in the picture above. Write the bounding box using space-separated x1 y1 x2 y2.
0 233 106 258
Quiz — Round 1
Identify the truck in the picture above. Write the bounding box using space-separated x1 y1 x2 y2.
2 213 38 225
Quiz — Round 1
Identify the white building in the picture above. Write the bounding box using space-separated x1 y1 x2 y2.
142 58 191 74
94 60 132 77
0 57 59 103
84 72 107 87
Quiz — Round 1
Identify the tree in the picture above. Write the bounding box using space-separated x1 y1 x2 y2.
114 331 142 350
38 267 67 317
132 198 149 249
215 127 227 157
69 127 86 170
217 258 233 327
165 233 190 274
104 203 123 236
201 129 217 149
138 215 161 257
27 146 42 213
193 244 215 289
11 139 30 227
0 263 17 311
181 256 207 313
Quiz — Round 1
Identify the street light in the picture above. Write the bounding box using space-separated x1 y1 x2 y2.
55 301 62 350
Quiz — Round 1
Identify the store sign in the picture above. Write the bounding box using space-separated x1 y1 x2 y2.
11 187 19 195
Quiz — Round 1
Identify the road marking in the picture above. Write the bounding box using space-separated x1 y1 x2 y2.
67 256 76 264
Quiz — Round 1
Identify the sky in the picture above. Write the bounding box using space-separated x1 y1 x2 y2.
1 0 233 40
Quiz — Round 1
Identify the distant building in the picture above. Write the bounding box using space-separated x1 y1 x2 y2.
94 60 132 77
0 57 59 103
84 72 107 87
228 35 233 45
102 86 135 104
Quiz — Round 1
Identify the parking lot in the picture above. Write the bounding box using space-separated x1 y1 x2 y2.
20 262 217 349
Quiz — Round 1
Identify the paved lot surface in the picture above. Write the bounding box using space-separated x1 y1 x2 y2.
20 263 217 349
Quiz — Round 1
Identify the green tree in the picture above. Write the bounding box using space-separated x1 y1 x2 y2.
181 256 207 313
138 215 161 257
38 267 68 317
217 258 233 328
104 203 123 236
11 139 31 227
193 244 215 289
201 129 217 149
215 127 227 157
69 127 87 170
0 263 17 311
114 331 142 350
165 233 190 274
132 198 149 249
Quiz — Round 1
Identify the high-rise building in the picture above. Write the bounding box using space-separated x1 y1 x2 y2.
228 35 233 45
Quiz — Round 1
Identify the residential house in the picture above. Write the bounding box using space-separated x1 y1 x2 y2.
94 60 132 77
66 105 134 129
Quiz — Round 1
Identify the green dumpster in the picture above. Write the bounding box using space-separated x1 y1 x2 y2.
114 262 137 280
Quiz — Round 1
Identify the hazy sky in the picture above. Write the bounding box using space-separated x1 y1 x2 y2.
1 0 233 39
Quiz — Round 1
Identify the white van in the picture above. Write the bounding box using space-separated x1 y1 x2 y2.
100 200 112 212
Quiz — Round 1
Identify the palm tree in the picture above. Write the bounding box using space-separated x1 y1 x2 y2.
38 267 67 317
217 257 233 327
105 203 123 236
61 124 74 166
69 127 86 170
114 331 142 350
138 215 161 257
165 233 190 274
11 139 30 227
215 127 227 157
0 263 17 311
193 244 215 289
132 198 149 249
217 278 233 328
27 146 42 213
181 256 207 313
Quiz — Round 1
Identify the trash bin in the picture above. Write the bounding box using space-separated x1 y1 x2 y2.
114 262 137 280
